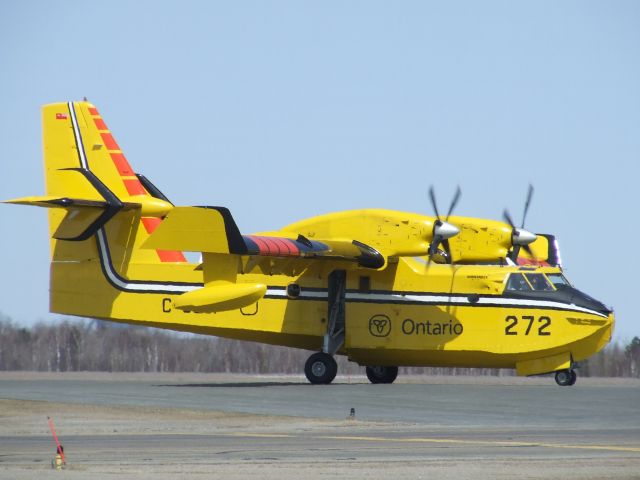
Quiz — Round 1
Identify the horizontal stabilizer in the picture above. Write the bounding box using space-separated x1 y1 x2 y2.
173 282 266 313
4 195 113 241
5 166 173 241
4 195 108 209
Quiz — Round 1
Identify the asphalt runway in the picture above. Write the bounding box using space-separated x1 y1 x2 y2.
0 373 639 479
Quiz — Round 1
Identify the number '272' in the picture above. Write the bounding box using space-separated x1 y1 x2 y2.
505 315 551 336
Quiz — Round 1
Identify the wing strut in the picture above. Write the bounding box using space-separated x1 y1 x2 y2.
323 270 346 355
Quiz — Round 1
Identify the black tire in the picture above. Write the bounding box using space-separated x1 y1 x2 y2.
304 352 338 385
555 369 575 386
366 366 399 384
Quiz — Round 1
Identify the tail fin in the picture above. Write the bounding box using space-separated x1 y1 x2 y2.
45 102 147 202
4 101 255 321
6 101 186 262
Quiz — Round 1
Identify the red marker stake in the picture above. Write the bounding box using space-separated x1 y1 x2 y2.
47 417 65 464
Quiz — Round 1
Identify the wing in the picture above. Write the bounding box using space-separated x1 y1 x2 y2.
142 206 386 269
139 206 387 313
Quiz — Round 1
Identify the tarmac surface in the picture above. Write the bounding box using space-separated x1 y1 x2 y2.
0 372 639 479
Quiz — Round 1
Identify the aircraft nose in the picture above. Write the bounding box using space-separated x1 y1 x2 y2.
570 289 612 316
607 311 616 336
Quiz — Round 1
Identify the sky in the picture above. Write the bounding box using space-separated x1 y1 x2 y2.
0 1 638 340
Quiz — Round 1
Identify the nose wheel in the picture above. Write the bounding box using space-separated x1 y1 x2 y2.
304 352 338 384
555 369 577 386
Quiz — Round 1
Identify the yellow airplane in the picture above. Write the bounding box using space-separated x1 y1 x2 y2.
4 101 614 386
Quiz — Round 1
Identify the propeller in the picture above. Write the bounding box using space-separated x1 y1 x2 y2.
427 186 461 264
503 184 537 262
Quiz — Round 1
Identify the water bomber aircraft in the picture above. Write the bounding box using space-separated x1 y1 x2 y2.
4 101 614 385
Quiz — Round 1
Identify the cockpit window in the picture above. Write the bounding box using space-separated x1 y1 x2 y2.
546 273 570 288
524 273 554 291
506 273 531 291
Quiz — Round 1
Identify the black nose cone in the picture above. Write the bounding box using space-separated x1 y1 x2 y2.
570 289 612 315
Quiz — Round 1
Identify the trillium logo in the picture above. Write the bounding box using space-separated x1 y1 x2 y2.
369 314 391 337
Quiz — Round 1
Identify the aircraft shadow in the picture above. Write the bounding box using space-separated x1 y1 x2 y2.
154 381 365 388
154 382 307 388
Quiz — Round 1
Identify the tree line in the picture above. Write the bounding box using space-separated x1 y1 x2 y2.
1 314 638 377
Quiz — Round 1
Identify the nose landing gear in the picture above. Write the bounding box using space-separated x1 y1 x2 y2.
554 369 577 386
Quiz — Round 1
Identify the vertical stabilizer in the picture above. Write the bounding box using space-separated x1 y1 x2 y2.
34 101 191 318
41 101 187 263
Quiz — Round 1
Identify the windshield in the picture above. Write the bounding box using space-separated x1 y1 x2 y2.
546 273 570 288
524 273 554 291
505 272 560 292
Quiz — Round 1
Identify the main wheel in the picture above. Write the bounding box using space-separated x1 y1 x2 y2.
304 352 338 385
366 365 399 384
555 369 576 386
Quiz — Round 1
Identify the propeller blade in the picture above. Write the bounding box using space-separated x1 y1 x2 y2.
445 186 462 221
428 186 461 266
503 209 516 229
442 238 452 264
510 244 534 264
522 243 534 258
505 185 536 263
521 184 534 228
425 253 433 270
428 235 441 257
429 186 441 220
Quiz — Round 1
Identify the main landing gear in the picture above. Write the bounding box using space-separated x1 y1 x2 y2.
304 352 338 384
304 357 400 385
555 369 577 386
304 270 346 385
365 366 399 384
302 270 400 385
